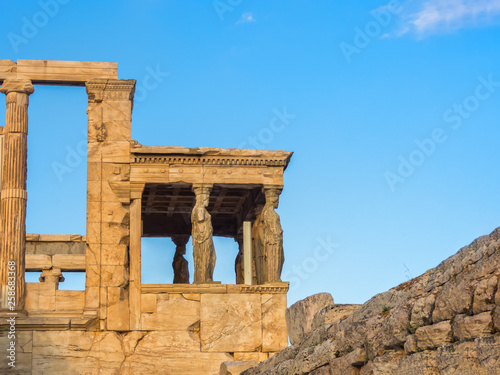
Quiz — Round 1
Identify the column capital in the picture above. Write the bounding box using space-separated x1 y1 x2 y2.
86 79 136 103
192 183 213 191
0 79 34 95
130 182 146 199
263 185 283 200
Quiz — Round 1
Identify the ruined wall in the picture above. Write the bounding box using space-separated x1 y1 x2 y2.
242 226 500 375
1 287 287 374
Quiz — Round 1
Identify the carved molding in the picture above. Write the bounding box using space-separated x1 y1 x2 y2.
86 79 136 103
141 283 289 294
235 285 289 294
109 181 131 203
133 155 289 168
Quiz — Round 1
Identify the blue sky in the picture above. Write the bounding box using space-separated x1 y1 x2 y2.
1 0 499 306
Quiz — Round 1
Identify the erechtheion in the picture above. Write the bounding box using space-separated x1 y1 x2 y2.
0 60 292 374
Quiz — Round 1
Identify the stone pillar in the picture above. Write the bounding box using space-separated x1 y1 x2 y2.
191 184 216 283
243 221 253 285
0 80 34 311
172 235 190 284
129 182 144 330
261 187 284 283
85 79 135 330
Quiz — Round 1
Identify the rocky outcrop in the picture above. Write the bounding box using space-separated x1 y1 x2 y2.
286 293 334 345
220 361 259 375
243 226 500 374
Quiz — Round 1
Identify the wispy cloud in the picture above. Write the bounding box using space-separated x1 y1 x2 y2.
400 0 500 36
236 12 256 24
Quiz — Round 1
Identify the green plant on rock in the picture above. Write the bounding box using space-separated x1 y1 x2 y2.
334 346 354 358
406 323 420 334
381 305 392 317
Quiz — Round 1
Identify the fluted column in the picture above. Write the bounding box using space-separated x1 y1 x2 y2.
0 80 34 310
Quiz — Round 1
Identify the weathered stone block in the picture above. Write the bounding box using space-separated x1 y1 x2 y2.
85 286 100 308
452 312 494 341
415 320 453 351
101 244 128 266
87 161 102 182
87 180 102 202
25 254 52 270
475 335 500 372
101 265 129 287
398 350 440 374
133 330 200 353
141 293 157 313
410 294 435 326
261 294 288 352
473 276 497 314
404 334 418 355
141 294 199 331
107 286 129 331
37 282 57 311
312 303 361 330
436 341 481 374
56 290 85 311
432 280 475 323
200 294 262 352
25 282 40 310
126 352 234 375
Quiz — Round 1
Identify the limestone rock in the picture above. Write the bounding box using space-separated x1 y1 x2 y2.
309 364 332 374
473 276 498 314
452 312 494 341
404 334 417 355
286 293 334 345
240 227 500 375
410 294 435 326
436 341 482 374
398 350 440 374
312 303 361 330
220 361 258 375
415 320 453 351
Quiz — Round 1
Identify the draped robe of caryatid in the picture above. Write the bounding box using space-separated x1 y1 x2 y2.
260 190 284 283
191 191 216 283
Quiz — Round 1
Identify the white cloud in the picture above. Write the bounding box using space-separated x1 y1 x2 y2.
401 0 500 36
236 12 256 24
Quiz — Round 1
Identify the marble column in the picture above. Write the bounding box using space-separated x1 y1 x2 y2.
191 184 216 283
172 234 190 284
0 80 34 310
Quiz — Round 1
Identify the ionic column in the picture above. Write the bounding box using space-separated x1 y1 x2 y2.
0 80 34 310
191 184 216 283
172 235 190 284
261 187 284 283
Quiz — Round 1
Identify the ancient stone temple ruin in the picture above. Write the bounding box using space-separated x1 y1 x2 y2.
0 60 292 374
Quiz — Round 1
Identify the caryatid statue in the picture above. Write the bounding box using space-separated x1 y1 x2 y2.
191 186 216 283
172 235 190 284
234 236 244 284
260 188 284 283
